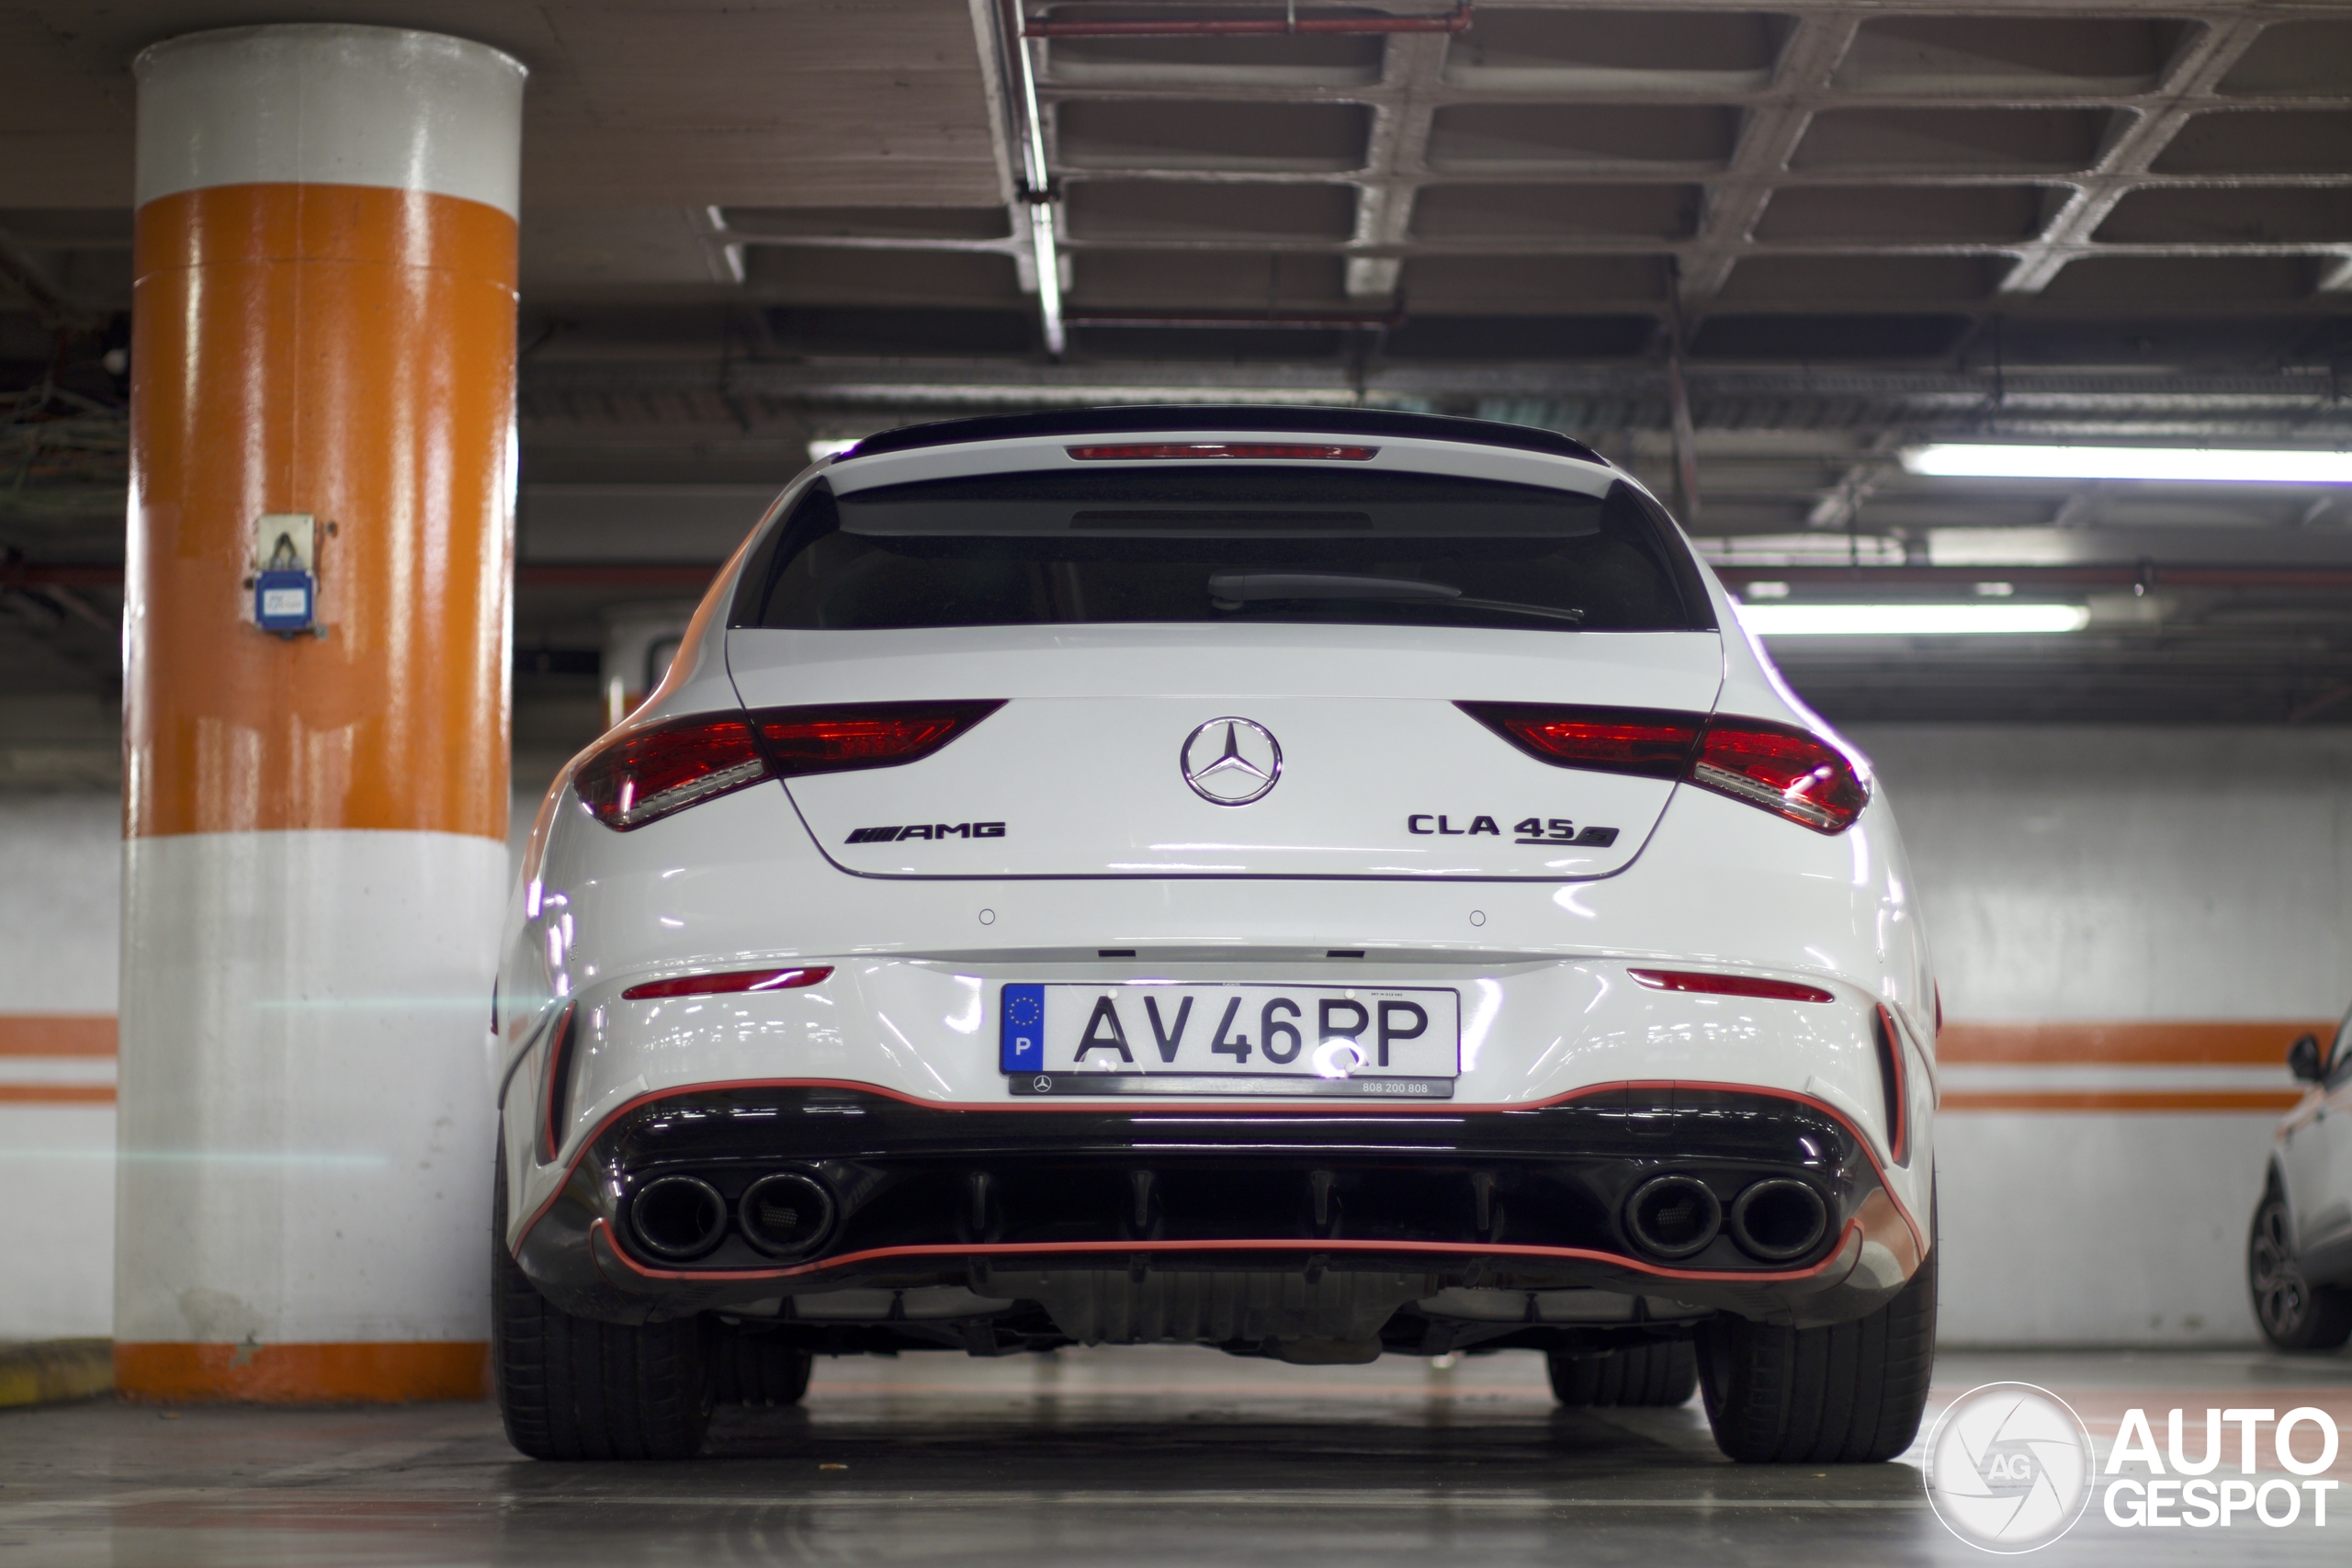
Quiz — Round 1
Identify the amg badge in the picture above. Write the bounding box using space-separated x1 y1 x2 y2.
845 822 1006 844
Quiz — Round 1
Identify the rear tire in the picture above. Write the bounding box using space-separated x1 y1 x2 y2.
1547 1340 1698 1407
2249 1190 2352 1351
492 1149 715 1460
709 1328 815 1406
1695 1246 1937 1463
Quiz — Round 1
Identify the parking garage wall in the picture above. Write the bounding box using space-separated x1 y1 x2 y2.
1851 724 2352 1347
1 728 2345 1345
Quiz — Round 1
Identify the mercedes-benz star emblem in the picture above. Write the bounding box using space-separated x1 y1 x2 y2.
1181 717 1283 806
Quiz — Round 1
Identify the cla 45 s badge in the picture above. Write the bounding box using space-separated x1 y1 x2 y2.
1407 814 1619 846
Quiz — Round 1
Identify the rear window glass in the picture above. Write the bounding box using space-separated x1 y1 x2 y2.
732 468 1713 634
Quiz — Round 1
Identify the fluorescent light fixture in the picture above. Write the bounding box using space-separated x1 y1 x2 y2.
1738 603 2090 637
808 438 860 462
1904 443 2352 484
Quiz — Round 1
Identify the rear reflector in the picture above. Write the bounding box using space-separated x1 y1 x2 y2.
622 966 834 1001
538 1002 579 1162
1457 702 1870 834
1628 969 1836 1004
1066 442 1378 461
1873 1004 1909 1163
575 701 1002 830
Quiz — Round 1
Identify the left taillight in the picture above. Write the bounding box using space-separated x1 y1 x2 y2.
573 700 1004 831
1457 702 1870 835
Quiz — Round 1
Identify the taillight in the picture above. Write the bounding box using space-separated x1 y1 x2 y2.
574 701 1002 831
755 710 987 773
573 716 766 831
1457 703 1869 834
621 966 832 1001
1690 719 1870 834
1629 968 1835 1004
1453 703 1699 779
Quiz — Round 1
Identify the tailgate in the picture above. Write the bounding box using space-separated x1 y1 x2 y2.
730 626 1722 880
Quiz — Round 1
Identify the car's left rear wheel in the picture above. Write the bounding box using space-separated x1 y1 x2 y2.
492 1149 716 1460
1547 1341 1698 1407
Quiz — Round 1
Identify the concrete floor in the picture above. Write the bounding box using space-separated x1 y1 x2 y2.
0 1347 2346 1566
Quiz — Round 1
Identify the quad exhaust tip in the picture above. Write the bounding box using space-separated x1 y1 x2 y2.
1623 1174 1722 1260
1727 1179 1829 1262
628 1174 729 1261
740 1170 837 1258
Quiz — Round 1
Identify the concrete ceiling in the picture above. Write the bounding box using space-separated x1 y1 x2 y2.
12 2 2352 779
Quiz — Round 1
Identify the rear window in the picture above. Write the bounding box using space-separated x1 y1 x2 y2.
731 468 1713 634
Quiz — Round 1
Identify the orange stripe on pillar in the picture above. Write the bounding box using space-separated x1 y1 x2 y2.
115 1342 489 1404
127 182 514 839
118 25 525 1406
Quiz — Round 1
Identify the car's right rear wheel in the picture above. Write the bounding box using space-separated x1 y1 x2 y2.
2249 1190 2352 1351
1547 1340 1698 1407
1694 1245 1937 1463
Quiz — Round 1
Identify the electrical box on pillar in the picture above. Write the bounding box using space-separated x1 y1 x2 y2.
251 513 318 637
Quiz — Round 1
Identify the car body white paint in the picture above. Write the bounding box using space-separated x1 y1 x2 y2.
493 423 1939 1314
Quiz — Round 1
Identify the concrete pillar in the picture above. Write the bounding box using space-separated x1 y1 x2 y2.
118 25 525 1401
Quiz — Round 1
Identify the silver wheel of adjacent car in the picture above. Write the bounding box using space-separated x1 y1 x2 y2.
2248 1190 2352 1351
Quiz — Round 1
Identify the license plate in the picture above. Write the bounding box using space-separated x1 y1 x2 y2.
1000 983 1459 1098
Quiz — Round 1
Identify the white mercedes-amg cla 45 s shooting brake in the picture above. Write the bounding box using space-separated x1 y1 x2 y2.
492 407 1939 1462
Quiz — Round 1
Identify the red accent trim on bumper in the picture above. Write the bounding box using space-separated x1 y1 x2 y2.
588 1215 1869 1288
514 1076 1927 1269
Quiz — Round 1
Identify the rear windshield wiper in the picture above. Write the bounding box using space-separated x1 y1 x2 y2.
1206 571 1585 626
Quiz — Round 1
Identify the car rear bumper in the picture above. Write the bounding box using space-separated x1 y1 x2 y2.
511 1080 1926 1337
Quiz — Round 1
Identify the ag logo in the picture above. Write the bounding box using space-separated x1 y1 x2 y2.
1925 1382 2095 1553
1980 1440 2042 1493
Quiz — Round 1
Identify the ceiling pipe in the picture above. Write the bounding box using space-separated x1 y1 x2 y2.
1023 3 1471 37
995 0 1067 356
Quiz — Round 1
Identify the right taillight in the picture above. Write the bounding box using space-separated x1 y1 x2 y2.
1690 718 1870 834
574 700 1003 831
1458 702 1869 835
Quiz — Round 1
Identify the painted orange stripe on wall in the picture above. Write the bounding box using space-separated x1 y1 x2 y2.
127 182 515 840
0 1015 116 1056
1939 1020 2330 1066
0 1085 115 1105
115 1341 489 1403
1941 1090 2302 1113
